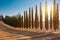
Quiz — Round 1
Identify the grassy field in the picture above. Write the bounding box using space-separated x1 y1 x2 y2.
0 21 60 40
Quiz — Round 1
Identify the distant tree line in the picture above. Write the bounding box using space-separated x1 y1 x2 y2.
2 15 23 28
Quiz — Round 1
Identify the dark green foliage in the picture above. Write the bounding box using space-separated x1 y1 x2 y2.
3 16 18 27
21 16 23 28
0 15 3 21
29 8 31 28
32 8 34 29
35 5 39 29
3 14 23 28
18 14 22 28
25 11 29 28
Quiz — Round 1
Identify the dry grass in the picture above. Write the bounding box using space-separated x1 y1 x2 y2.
0 21 60 40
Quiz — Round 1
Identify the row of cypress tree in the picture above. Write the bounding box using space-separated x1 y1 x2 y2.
1 0 59 31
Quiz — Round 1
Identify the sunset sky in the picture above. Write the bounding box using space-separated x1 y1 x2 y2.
0 0 60 20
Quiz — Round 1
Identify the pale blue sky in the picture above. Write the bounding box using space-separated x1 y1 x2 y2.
0 0 60 20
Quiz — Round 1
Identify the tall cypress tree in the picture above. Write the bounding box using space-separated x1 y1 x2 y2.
35 5 39 29
45 1 48 30
24 11 26 28
40 3 43 30
21 16 23 28
50 6 53 29
53 0 59 30
26 11 29 28
18 14 22 27
32 8 34 29
29 8 31 28
57 3 59 30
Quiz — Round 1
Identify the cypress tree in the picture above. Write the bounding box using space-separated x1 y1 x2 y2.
50 6 53 29
29 8 31 28
21 16 23 28
18 14 22 27
57 3 59 30
45 1 48 30
32 8 34 29
53 0 59 30
35 5 39 29
40 3 43 30
24 11 26 28
26 11 29 28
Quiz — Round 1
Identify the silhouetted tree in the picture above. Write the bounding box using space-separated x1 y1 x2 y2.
57 3 59 30
45 1 48 30
26 11 29 28
0 15 3 21
29 8 31 28
24 11 26 28
21 16 23 28
18 14 22 27
40 3 43 30
35 5 39 29
3 14 23 27
32 8 34 29
53 0 59 30
50 6 53 29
